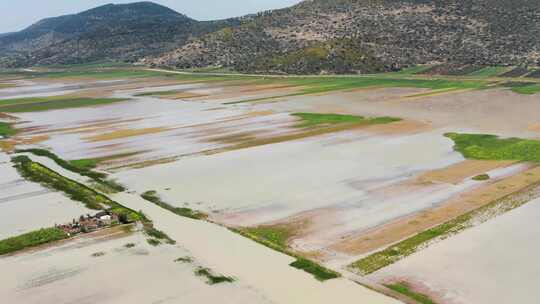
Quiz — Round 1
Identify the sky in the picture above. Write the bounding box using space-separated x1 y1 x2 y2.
0 0 302 33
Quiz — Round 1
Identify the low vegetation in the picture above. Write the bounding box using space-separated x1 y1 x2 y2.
0 228 67 255
445 133 540 163
69 158 100 170
385 282 437 304
147 238 161 246
0 121 17 137
141 190 206 220
91 251 106 257
17 148 105 178
194 267 235 285
349 180 540 275
289 258 341 281
143 226 176 245
501 81 540 94
233 225 341 281
175 256 194 263
290 76 488 96
16 149 125 192
292 113 400 128
473 174 491 181
242 225 293 251
12 155 142 222
0 96 129 113
511 84 540 95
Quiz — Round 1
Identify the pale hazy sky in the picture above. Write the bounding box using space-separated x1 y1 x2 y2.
0 0 302 33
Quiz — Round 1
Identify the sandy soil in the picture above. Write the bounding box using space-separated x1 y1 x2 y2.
417 159 516 184
370 197 540 304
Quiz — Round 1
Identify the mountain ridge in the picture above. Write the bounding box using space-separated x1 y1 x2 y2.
1 0 539 74
0 2 238 67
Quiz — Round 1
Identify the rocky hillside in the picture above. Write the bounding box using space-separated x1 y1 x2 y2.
0 2 239 67
147 0 540 74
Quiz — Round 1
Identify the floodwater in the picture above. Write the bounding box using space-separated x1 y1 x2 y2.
0 152 92 239
110 192 401 304
113 130 468 250
0 231 277 304
370 197 540 304
0 79 130 99
12 83 299 167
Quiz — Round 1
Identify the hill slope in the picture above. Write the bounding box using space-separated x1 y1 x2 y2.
0 2 239 67
147 0 540 74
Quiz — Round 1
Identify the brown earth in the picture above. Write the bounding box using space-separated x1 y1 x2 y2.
83 127 169 142
417 160 516 185
329 164 540 257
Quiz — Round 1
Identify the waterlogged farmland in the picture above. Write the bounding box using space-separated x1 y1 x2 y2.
1 66 540 304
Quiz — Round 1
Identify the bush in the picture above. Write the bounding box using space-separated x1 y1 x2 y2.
0 228 67 255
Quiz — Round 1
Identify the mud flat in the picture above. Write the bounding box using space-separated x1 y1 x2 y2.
370 196 540 304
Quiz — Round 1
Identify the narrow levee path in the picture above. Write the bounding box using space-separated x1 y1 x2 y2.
17 152 401 303
111 192 402 304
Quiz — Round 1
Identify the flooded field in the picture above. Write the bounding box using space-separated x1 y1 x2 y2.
0 152 92 239
0 229 277 304
2 68 540 304
370 196 540 304
7 82 302 167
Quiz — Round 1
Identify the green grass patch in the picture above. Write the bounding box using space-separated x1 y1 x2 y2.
0 122 17 137
500 81 540 95
511 84 540 95
289 258 341 281
289 76 487 95
69 158 99 170
16 149 126 192
0 97 129 113
292 113 400 128
385 282 437 304
227 76 489 105
194 267 235 285
445 133 540 163
0 228 68 255
467 66 509 77
12 155 142 222
472 174 490 181
141 190 206 220
242 226 293 251
16 148 105 178
143 225 176 245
